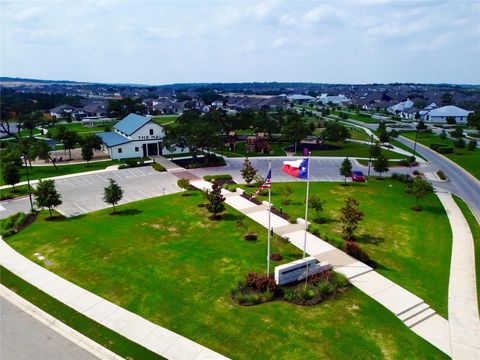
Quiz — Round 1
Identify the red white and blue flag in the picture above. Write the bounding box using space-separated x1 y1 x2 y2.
252 168 271 197
282 158 309 179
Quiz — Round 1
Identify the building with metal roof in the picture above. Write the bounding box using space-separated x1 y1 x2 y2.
425 105 472 123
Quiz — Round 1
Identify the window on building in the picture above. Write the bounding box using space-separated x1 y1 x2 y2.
118 148 122 153
149 129 154 135
135 147 139 152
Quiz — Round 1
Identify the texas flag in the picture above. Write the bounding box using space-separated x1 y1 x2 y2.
282 158 309 179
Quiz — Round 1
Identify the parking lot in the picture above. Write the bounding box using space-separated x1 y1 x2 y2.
55 167 181 217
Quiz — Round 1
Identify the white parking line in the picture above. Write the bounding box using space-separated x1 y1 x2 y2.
95 174 108 182
73 203 88 214
82 177 93 185
63 179 77 188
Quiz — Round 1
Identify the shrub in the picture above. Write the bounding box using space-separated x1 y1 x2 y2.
177 178 192 190
330 272 349 288
151 162 166 172
429 143 453 154
245 272 276 292
391 173 413 183
345 241 370 263
203 174 232 182
296 284 315 300
0 212 28 237
283 288 296 302
316 280 334 298
467 140 477 151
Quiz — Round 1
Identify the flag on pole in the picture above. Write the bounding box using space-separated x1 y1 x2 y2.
282 158 309 179
252 168 271 198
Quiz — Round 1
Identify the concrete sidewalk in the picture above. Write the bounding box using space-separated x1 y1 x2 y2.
0 239 229 360
191 180 451 356
437 192 480 359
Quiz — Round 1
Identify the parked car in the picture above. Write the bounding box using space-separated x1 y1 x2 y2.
351 170 366 182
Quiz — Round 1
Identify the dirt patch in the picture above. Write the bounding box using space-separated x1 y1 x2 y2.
150 224 162 229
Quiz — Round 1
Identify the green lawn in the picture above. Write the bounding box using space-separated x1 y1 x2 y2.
333 110 383 124
46 122 117 135
0 266 165 360
240 180 452 317
0 184 33 200
390 139 427 161
452 195 480 309
152 115 178 125
221 141 289 157
401 132 480 180
345 126 372 142
4 191 446 359
0 160 121 185
300 141 407 159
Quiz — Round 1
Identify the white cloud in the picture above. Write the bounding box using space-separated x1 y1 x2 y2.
302 4 341 24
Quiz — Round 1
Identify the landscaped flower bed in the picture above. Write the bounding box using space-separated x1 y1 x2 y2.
231 270 350 306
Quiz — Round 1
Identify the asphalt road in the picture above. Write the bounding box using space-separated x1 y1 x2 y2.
397 136 480 220
0 297 99 360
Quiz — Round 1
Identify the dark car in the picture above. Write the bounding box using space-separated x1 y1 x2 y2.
351 170 366 182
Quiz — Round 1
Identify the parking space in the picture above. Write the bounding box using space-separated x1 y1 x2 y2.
54 167 181 217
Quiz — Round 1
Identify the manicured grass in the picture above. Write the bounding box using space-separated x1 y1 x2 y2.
47 122 117 135
0 160 120 185
240 180 452 317
0 184 33 200
333 110 382 124
390 139 427 161
0 266 165 360
5 192 446 359
152 115 178 125
345 126 372 142
299 141 407 159
452 195 480 309
402 131 480 180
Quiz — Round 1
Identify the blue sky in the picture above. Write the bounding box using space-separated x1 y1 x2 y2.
1 0 479 85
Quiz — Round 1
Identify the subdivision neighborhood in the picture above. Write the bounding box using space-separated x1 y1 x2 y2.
1 1 479 360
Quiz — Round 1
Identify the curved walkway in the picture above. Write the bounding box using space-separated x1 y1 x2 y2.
0 238 228 360
437 191 480 359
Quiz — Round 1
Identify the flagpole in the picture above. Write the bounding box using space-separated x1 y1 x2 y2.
267 159 272 276
303 152 311 259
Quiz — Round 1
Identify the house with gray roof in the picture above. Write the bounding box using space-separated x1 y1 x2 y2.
97 113 180 159
424 105 472 123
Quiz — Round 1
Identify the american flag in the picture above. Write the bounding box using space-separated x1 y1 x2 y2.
252 169 271 198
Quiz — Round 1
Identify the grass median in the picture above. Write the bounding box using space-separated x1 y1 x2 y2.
4 191 446 359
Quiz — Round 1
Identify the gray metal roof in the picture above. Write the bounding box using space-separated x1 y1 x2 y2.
428 105 470 117
114 113 151 135
97 131 130 147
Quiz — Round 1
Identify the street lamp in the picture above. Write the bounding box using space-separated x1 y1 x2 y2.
22 155 34 213
367 134 373 176
410 128 419 174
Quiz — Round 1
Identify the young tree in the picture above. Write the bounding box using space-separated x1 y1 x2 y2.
63 130 80 159
410 178 433 211
373 154 389 178
81 143 94 164
446 116 456 125
339 157 352 183
454 138 466 149
309 194 325 221
35 179 62 217
370 142 382 158
439 130 447 140
378 130 390 144
340 197 364 240
467 140 477 151
103 178 124 213
323 121 350 142
241 158 257 184
3 162 21 191
416 120 427 131
206 183 225 219
450 127 463 139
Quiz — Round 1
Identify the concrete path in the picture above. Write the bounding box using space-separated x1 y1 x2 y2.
437 192 480 359
149 156 184 172
190 180 452 356
0 239 229 360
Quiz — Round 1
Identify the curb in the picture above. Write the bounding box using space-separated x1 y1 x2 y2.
0 284 124 360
